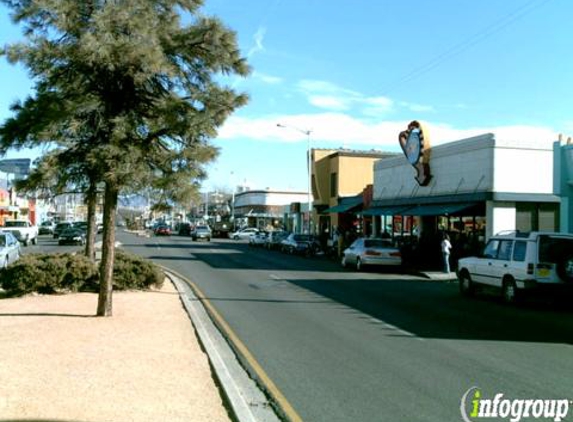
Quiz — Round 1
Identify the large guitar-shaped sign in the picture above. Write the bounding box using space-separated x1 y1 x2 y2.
398 120 432 186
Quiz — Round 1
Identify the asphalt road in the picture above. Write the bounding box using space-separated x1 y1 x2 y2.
34 232 573 421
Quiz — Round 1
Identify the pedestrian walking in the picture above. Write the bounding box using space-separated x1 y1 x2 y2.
441 233 452 273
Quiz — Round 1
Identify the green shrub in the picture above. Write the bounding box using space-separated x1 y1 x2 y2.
113 250 164 290
0 251 163 297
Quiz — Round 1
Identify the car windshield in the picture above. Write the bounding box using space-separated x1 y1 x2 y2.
197 227 210 232
4 221 26 227
538 236 573 263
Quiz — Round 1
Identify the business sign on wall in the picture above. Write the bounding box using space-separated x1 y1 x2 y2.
398 120 432 186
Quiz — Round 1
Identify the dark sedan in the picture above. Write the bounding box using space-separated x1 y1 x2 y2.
58 228 86 246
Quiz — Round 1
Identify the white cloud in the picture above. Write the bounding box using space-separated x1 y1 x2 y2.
253 71 283 84
297 79 395 117
217 113 558 149
248 27 266 57
308 95 350 111
399 101 435 113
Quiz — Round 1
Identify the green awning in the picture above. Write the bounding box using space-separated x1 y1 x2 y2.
361 206 413 216
400 203 478 216
322 195 363 214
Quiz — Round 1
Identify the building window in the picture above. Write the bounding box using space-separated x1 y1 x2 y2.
330 172 337 198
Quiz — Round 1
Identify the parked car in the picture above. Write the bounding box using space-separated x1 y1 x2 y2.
280 233 321 256
177 222 192 236
38 221 56 235
230 227 259 240
0 231 21 269
265 231 289 250
249 232 268 247
191 226 211 242
2 219 38 246
154 224 172 236
457 231 573 303
58 228 86 246
341 238 402 270
72 221 89 234
53 222 72 239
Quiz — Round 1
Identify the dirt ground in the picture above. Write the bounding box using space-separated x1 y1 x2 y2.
0 282 232 422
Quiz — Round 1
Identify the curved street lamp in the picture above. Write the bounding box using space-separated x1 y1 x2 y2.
277 123 313 234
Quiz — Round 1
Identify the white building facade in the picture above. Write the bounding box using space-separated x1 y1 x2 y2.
371 133 560 244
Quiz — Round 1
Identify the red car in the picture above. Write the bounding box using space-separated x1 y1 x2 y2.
154 224 171 236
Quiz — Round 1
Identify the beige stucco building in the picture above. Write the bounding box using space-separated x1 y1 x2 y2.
311 148 397 232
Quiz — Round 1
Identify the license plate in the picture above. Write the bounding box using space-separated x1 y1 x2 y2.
537 268 550 277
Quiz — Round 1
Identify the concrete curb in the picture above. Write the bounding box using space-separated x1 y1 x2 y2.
165 270 283 422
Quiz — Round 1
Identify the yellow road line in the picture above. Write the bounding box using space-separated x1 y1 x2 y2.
163 267 304 422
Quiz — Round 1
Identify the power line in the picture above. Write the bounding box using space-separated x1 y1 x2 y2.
378 0 553 96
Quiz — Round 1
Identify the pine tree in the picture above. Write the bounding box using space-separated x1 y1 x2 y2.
1 0 250 315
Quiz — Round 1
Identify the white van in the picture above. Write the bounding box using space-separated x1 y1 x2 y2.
457 231 573 303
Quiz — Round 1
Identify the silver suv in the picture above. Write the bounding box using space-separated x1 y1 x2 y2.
457 231 573 303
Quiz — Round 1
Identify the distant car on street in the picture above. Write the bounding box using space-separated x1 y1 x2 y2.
154 224 172 236
177 222 192 236
191 226 211 242
230 227 259 240
249 232 268 247
0 231 21 269
58 228 86 246
280 233 321 256
265 231 289 250
341 238 402 270
38 221 56 235
53 222 72 239
72 221 89 234
2 219 38 246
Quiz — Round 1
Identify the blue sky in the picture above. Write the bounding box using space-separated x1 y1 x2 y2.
1 0 571 193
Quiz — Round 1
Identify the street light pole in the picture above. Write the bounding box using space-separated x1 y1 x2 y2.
277 123 313 234
230 171 235 231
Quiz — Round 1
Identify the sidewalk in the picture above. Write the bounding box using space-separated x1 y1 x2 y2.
0 281 232 422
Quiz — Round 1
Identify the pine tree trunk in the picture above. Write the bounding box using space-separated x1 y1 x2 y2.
96 181 118 317
85 181 98 261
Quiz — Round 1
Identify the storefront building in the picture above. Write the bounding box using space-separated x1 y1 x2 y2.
554 136 573 232
370 133 560 268
312 148 397 236
233 190 308 231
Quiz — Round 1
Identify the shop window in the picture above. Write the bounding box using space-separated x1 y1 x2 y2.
516 203 559 232
538 204 559 231
516 203 535 232
330 172 338 198
497 240 513 261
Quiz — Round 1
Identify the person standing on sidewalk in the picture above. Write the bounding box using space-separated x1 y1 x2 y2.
441 233 452 273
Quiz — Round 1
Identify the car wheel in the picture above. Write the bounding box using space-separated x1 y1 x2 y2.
356 258 363 271
458 271 475 297
341 255 347 268
502 278 518 304
32 237 38 245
